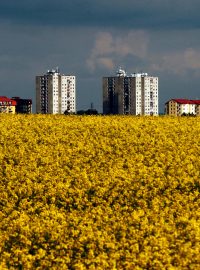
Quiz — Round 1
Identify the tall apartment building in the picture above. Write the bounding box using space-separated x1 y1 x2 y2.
36 68 76 114
165 99 200 116
103 68 158 115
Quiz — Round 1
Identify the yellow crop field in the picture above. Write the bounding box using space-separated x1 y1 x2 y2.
0 114 199 269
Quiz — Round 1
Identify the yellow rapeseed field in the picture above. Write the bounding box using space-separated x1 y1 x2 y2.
0 114 199 269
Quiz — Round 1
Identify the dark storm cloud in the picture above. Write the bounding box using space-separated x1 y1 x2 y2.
0 0 200 113
0 0 200 29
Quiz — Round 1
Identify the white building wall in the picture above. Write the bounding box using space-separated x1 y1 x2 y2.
150 77 159 115
190 104 195 114
180 103 195 114
144 77 150 115
61 76 76 114
133 74 158 115
135 77 142 115
52 74 59 114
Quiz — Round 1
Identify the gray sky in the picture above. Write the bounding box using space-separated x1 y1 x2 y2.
0 0 200 113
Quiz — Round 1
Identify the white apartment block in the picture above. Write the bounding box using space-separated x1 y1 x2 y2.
103 68 159 115
36 68 76 114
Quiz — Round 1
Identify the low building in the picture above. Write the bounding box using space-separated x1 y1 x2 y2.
165 99 200 116
12 97 32 114
0 96 17 114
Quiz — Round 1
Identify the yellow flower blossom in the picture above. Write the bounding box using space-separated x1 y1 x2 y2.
0 114 199 269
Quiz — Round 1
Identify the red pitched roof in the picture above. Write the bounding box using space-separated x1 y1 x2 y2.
172 99 194 104
190 100 200 105
0 96 17 106
167 99 200 105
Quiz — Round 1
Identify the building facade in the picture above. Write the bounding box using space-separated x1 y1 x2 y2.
36 68 76 114
0 96 17 114
12 97 32 114
165 99 200 116
103 68 158 115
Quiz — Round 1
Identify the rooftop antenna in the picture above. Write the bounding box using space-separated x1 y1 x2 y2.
116 66 126 77
56 66 60 73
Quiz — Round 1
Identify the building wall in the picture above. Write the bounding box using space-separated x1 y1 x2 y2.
181 103 196 115
165 100 178 116
196 105 200 116
61 76 76 114
0 105 16 114
36 76 42 113
130 78 136 115
103 77 123 114
36 75 50 114
12 97 32 113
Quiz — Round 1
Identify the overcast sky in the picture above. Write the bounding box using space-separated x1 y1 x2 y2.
0 0 200 113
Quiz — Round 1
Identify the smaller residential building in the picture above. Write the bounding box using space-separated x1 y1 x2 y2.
165 99 200 116
0 96 17 114
12 97 32 114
